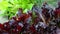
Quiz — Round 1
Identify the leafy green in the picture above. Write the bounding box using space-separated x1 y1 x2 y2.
0 0 36 19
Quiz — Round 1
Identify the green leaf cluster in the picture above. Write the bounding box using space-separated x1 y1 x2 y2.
0 0 36 19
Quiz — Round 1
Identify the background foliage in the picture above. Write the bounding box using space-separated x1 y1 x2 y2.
0 0 58 19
